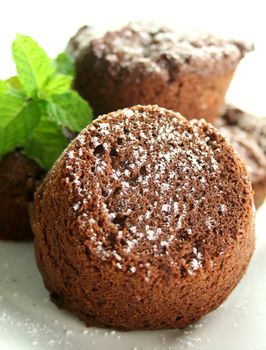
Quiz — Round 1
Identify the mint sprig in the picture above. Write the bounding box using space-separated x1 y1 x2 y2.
0 34 93 170
47 91 93 131
24 118 69 170
12 34 55 98
54 52 75 77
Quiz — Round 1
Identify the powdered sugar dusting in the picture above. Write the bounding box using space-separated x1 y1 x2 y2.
64 105 230 276
89 23 246 77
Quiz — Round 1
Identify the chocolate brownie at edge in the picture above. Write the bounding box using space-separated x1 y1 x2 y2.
0 151 44 240
66 25 99 59
218 104 266 208
32 105 255 330
71 23 252 123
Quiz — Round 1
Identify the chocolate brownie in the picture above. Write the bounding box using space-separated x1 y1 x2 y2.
66 25 99 59
0 151 44 240
72 23 252 123
32 105 254 330
218 105 266 208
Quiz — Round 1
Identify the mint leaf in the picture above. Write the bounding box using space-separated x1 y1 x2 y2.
1 34 93 168
47 91 93 131
6 76 23 90
0 101 43 157
0 88 25 127
24 118 68 170
0 80 9 93
12 34 55 98
55 52 75 77
43 74 72 95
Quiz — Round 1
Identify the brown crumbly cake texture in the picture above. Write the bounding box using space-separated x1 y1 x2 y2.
32 105 255 330
218 105 266 208
72 23 252 123
66 25 99 59
0 151 44 241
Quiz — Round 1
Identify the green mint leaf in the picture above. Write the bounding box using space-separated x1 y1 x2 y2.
0 100 43 158
54 52 75 77
43 74 73 95
12 34 55 98
0 80 9 93
1 35 92 167
24 118 68 170
6 76 23 90
0 88 25 128
47 91 93 132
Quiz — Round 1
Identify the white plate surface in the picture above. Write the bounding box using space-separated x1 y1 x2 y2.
0 205 266 350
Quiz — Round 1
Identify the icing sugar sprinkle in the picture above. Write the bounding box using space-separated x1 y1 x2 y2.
129 266 137 273
73 203 80 211
162 204 171 212
92 23 244 77
64 106 229 276
191 248 203 271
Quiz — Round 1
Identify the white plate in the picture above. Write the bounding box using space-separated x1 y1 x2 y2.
0 205 266 350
